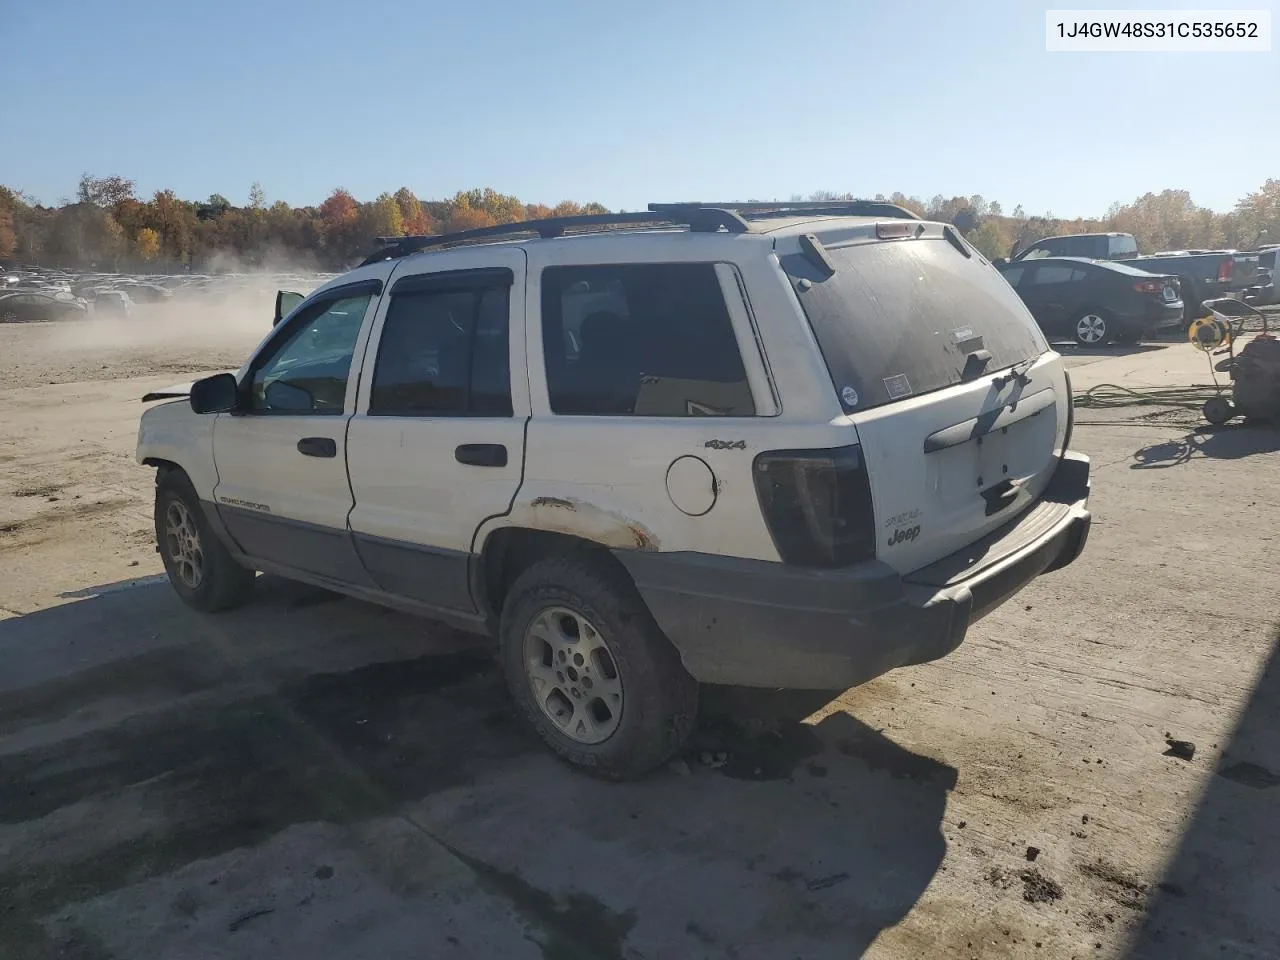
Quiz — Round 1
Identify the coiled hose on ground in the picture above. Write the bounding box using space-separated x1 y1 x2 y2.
1072 383 1223 411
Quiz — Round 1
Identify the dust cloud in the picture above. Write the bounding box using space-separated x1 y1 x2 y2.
1 272 330 390
48 289 290 358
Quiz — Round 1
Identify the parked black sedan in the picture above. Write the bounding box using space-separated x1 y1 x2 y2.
997 257 1184 346
0 292 90 323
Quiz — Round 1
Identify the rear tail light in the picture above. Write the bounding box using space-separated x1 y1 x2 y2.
753 445 877 567
1218 259 1234 282
1132 279 1164 294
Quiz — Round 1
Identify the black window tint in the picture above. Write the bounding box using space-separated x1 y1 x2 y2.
369 283 512 417
1060 236 1091 257
1000 266 1025 287
541 263 754 417
783 238 1045 413
1029 265 1076 285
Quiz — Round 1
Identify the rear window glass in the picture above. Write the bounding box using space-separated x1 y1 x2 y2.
782 237 1047 413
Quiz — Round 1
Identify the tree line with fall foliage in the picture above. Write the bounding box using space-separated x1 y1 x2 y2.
1 175 1277 274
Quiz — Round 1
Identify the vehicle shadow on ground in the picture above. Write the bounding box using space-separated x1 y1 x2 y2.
1052 341 1171 359
1124 625 1280 959
1130 423 1280 468
0 577 954 960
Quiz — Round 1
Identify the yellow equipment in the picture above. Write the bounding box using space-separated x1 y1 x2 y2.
1188 316 1234 352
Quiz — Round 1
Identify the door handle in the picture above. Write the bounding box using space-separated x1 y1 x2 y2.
297 437 337 458
455 443 507 467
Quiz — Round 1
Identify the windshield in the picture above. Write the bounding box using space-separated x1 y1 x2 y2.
783 237 1047 413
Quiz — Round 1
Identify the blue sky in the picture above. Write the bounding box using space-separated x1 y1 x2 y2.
1 0 1275 216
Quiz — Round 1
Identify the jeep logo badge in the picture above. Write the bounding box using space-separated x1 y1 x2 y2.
887 525 921 547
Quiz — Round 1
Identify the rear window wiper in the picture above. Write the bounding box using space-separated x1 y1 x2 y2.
992 357 1034 389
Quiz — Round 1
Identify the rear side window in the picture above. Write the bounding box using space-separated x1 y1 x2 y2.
541 263 755 417
999 266 1025 287
1108 234 1139 258
1059 236 1092 257
369 278 512 417
783 237 1047 414
1028 265 1084 285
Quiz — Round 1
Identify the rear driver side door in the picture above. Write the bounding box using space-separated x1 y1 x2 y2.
345 248 529 613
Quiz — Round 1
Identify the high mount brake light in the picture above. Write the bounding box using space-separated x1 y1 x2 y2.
876 222 913 239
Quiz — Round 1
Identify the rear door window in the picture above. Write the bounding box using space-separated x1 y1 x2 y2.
1027 264 1079 285
1059 236 1092 257
369 278 513 417
782 237 1047 413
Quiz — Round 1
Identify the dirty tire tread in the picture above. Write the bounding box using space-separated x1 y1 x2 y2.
155 470 256 613
499 555 697 781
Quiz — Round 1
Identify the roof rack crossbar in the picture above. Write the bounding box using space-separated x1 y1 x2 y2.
360 208 750 266
649 200 922 221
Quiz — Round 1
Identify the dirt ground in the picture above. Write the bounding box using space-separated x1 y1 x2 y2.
1 317 1278 960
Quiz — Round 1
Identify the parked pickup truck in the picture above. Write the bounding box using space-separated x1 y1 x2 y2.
1123 249 1263 321
1008 236 1263 323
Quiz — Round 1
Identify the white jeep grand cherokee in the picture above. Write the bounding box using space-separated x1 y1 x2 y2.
137 201 1091 779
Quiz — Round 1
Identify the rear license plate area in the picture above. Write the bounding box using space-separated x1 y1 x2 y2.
931 415 1055 508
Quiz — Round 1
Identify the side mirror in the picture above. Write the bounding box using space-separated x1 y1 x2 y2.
264 379 314 411
274 290 305 326
190 373 239 414
991 257 1010 268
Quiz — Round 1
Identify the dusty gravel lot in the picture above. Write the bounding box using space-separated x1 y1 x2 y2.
1 315 1278 960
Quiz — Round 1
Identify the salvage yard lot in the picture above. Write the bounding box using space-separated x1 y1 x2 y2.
1 321 1278 960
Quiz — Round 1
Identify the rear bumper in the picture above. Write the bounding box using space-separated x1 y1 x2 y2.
1117 301 1183 336
616 451 1091 691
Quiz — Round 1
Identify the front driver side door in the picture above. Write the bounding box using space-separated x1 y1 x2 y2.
211 279 382 586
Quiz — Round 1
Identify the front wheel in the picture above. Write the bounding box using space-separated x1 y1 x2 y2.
1073 309 1111 347
155 470 256 612
499 555 697 780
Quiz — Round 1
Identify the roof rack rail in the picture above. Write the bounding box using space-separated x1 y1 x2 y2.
648 200 923 222
360 207 750 266
359 199 922 266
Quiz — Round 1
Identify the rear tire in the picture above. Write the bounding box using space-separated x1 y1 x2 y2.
1072 308 1112 347
499 555 697 780
1180 279 1202 325
155 470 256 612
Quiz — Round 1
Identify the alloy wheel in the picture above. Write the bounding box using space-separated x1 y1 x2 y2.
522 606 624 744
164 499 204 588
